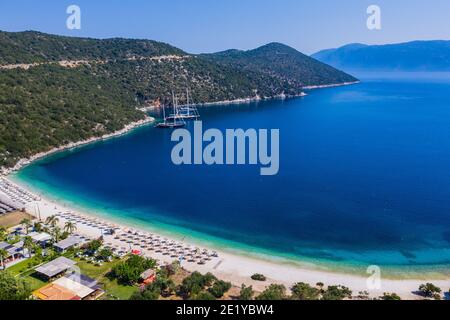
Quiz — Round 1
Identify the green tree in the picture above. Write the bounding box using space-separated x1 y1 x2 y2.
165 260 181 276
291 282 320 300
131 276 176 300
192 291 216 300
22 236 34 258
0 227 7 241
208 280 232 298
96 248 113 261
130 288 160 300
321 285 352 301
0 271 31 300
256 284 287 300
0 248 9 270
33 244 42 259
251 273 266 281
418 283 441 299
63 221 77 234
20 218 32 234
178 272 217 299
239 284 254 300
51 226 62 243
45 215 59 228
110 255 157 285
33 222 43 233
379 292 401 300
86 239 103 253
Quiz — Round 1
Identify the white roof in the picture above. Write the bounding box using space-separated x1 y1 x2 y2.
54 236 84 250
53 277 94 299
30 232 52 242
35 257 76 278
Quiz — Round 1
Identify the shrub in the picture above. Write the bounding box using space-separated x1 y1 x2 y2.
239 284 254 300
321 285 352 300
291 282 320 300
110 255 156 285
256 284 286 300
178 272 217 299
208 280 232 298
251 273 266 281
418 283 441 298
379 292 401 300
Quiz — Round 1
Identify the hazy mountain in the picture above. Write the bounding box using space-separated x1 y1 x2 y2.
312 41 450 71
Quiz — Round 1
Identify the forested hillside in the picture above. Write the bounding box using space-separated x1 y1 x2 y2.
0 31 357 169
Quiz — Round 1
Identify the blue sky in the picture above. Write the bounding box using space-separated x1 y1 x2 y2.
0 0 449 54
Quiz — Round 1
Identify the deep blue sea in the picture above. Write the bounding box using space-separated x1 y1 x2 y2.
14 74 450 275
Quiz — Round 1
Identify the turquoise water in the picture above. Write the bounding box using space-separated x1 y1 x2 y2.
14 74 450 276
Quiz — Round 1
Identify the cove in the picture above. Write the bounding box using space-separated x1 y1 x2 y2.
14 75 450 274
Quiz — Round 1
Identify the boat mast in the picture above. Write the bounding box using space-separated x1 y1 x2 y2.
186 88 191 116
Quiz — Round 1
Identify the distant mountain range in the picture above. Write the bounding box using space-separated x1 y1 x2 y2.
0 31 356 168
312 41 450 72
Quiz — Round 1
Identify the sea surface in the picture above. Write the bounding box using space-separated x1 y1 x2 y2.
14 74 450 276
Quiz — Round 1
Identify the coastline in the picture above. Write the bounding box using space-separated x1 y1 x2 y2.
303 81 361 90
197 92 307 107
2 80 448 299
133 81 360 111
6 174 450 300
0 116 155 176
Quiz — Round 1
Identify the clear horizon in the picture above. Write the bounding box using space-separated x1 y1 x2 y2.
0 0 449 55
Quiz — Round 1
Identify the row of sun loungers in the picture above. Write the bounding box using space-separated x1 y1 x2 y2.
0 178 40 210
0 192 23 214
55 211 219 265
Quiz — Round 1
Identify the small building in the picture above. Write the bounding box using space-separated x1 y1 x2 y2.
54 274 104 300
139 269 156 285
35 257 76 280
53 235 85 252
0 241 24 267
33 273 104 301
29 232 52 246
33 283 81 301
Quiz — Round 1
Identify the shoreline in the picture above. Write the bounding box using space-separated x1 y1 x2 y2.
2 81 449 299
0 116 155 176
6 175 450 300
303 81 361 90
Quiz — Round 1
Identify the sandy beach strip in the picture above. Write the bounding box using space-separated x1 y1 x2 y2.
3 176 448 300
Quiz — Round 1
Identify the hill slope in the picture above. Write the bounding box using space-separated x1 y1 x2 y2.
202 42 358 87
0 31 357 169
312 41 450 71
0 30 185 64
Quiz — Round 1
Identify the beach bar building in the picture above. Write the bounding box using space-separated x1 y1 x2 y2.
0 241 25 268
29 232 52 247
33 283 81 301
54 235 85 252
33 273 104 300
35 257 77 280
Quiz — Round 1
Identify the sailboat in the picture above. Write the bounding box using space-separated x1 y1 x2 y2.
156 93 186 129
178 88 200 120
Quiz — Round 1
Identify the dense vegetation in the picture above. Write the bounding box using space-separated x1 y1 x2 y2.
0 31 184 65
0 31 357 169
109 255 157 285
0 64 144 167
0 271 31 300
202 42 358 87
